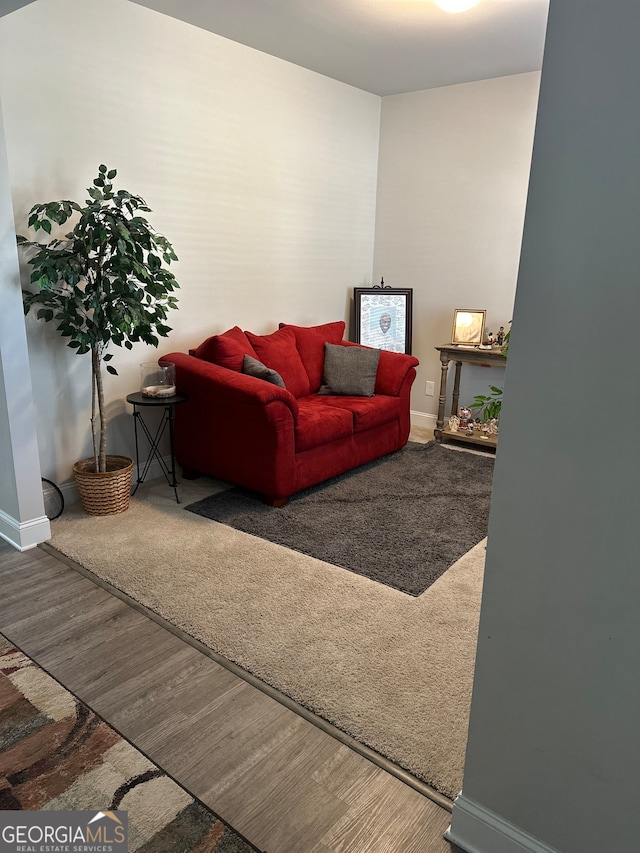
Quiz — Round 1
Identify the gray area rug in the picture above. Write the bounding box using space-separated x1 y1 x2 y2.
186 441 494 595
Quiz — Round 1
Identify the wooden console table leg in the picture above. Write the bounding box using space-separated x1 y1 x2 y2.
435 352 450 442
451 361 463 417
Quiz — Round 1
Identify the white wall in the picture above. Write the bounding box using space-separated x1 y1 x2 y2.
0 0 380 488
374 73 540 425
448 1 640 852
0 95 49 549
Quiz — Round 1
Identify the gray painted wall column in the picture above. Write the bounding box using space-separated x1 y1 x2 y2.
448 2 640 852
0 96 49 549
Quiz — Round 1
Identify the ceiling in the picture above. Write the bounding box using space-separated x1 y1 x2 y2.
1 0 549 96
130 0 550 95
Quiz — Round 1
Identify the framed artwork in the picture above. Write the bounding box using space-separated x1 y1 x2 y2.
451 309 486 346
354 284 413 354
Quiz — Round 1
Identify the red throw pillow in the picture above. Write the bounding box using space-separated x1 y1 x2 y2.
278 321 346 392
190 326 257 371
245 327 311 398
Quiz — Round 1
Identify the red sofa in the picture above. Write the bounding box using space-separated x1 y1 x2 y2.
163 321 419 504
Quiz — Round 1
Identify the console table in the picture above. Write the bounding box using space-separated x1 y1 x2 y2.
434 344 506 449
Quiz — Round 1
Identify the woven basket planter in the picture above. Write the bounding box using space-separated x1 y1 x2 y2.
73 455 134 516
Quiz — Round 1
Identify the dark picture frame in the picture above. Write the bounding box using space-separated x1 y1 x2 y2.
354 285 413 354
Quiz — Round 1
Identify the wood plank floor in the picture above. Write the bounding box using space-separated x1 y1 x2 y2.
0 538 463 853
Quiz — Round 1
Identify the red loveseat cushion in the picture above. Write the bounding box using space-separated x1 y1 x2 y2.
294 398 353 452
279 321 346 392
190 326 257 372
310 394 401 433
246 327 311 398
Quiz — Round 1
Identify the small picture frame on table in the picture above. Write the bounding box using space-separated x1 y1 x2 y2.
354 284 413 354
451 309 486 346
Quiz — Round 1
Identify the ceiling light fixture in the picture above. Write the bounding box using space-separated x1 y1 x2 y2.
433 0 481 12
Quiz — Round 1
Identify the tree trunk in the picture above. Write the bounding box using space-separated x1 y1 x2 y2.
92 345 107 473
90 353 98 472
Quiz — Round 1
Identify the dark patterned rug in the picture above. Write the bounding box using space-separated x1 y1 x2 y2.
187 441 495 596
0 633 257 852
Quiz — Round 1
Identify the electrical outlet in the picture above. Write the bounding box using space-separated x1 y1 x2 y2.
425 380 435 396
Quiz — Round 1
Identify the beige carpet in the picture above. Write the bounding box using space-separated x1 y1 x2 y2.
49 469 485 801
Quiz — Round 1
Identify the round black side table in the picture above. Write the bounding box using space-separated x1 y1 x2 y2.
126 391 188 502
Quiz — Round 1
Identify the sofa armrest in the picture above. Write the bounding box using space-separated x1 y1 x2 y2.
161 352 299 496
339 342 419 396
162 352 299 417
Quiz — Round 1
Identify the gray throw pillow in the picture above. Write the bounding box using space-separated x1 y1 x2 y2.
242 354 286 387
318 343 380 396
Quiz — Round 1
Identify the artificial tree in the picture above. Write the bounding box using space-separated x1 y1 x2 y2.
18 165 179 474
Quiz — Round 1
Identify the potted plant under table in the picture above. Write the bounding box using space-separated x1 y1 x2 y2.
18 165 179 515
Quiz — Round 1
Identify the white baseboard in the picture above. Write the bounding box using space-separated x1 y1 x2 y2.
0 508 51 551
410 410 437 431
446 794 561 853
58 478 80 506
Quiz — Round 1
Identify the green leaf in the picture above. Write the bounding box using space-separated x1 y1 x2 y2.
107 169 117 180
106 364 118 375
99 164 107 174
